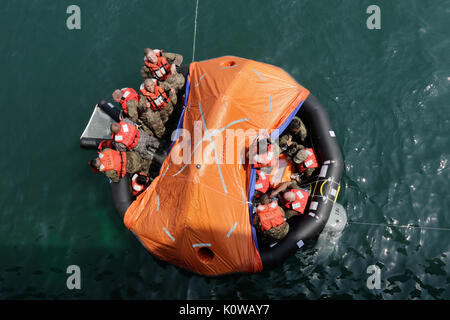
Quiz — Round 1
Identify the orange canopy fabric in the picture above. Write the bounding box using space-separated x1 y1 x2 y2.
123 56 310 275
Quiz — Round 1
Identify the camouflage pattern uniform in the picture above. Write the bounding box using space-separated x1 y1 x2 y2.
278 181 303 220
103 150 152 183
113 119 160 161
253 204 289 244
123 99 140 124
278 134 305 158
138 89 177 139
279 116 307 148
140 51 185 91
293 149 315 179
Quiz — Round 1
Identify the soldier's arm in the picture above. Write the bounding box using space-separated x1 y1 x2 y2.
279 207 287 219
159 81 171 91
163 52 183 66
104 170 120 183
113 141 127 152
168 88 177 105
138 95 148 109
140 64 150 79
126 100 139 122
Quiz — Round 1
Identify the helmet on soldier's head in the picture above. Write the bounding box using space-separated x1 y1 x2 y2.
289 117 302 131
293 149 308 164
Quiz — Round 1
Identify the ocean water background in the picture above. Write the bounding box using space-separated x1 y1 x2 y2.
0 0 449 299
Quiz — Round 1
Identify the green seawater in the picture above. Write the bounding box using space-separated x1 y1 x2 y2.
0 0 449 299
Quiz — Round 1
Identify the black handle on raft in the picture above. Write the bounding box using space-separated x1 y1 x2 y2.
98 99 122 123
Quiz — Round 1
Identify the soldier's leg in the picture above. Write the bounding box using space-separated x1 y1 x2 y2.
165 73 185 92
160 102 174 124
304 168 315 179
141 110 165 139
126 152 144 175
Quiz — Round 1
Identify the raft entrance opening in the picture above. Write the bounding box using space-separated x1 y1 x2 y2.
197 247 214 263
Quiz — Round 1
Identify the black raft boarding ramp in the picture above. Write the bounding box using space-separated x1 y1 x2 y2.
260 94 344 270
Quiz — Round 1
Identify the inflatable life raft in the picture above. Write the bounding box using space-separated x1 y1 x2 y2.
80 56 344 276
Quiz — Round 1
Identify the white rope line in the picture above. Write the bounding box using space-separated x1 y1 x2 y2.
347 221 450 232
192 0 199 62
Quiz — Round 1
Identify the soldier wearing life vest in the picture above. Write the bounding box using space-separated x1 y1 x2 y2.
254 170 271 198
110 119 160 161
250 138 281 174
112 88 140 122
89 148 151 183
253 194 289 244
131 172 152 197
140 48 185 92
270 181 311 219
138 79 177 139
293 148 319 179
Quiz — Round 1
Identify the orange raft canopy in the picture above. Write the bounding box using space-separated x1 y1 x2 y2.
124 56 310 276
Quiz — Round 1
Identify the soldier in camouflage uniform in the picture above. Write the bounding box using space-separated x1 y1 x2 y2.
270 181 303 220
293 148 315 179
90 149 151 183
253 194 289 244
139 79 178 139
140 48 185 92
110 119 160 161
279 117 308 156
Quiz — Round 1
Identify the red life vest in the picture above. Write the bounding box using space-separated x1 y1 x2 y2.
98 139 114 151
256 200 285 231
112 121 140 150
140 83 170 111
284 188 310 214
254 170 270 195
253 144 276 168
98 149 127 178
131 172 150 197
299 148 319 173
144 50 172 81
119 88 139 115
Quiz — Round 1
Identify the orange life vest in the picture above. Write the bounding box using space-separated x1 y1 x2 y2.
131 173 150 197
284 188 310 214
98 149 127 178
254 170 270 195
299 148 319 173
112 121 140 150
119 88 139 115
256 200 285 231
140 83 170 111
253 144 276 168
144 50 172 81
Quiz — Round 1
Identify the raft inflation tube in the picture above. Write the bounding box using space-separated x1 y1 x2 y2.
259 94 344 270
